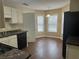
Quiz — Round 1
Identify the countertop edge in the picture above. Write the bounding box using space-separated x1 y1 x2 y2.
0 31 27 38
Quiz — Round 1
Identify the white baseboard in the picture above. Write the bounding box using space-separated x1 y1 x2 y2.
46 36 63 40
35 35 63 40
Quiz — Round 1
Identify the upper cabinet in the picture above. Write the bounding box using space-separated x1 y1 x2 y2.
0 0 5 28
4 6 12 18
17 9 23 24
4 6 23 24
11 8 18 23
11 8 23 24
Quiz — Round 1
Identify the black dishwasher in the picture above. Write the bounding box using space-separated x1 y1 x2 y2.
17 32 27 50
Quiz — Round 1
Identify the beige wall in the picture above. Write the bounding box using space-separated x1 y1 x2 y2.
70 0 79 11
62 4 70 12
22 13 36 42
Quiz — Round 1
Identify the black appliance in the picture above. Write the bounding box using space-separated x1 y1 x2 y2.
63 11 79 58
17 32 27 50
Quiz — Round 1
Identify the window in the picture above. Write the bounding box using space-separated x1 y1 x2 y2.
37 16 44 32
48 15 57 32
61 13 64 35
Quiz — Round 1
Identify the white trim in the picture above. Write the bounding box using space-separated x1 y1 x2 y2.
45 36 63 40
35 35 63 40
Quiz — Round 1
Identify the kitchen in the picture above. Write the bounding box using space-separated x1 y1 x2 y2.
0 0 32 59
0 0 79 59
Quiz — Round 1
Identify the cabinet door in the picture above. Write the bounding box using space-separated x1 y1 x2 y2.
17 10 23 23
4 6 12 18
0 0 5 28
66 45 79 59
11 8 18 23
8 35 18 48
0 37 9 45
0 35 18 48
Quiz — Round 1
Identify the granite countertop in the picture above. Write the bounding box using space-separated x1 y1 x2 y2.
0 30 28 38
0 28 22 32
66 37 79 46
0 49 31 59
0 43 31 59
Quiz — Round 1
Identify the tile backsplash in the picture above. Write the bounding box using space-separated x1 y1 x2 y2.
0 21 23 32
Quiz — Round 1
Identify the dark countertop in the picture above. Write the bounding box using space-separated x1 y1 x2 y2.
66 37 79 46
0 30 28 38
0 48 31 59
0 43 31 59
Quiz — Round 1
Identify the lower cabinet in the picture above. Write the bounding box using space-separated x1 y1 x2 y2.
8 35 18 48
0 37 9 45
66 45 79 59
0 35 18 48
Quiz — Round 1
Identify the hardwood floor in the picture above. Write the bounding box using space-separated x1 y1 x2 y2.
23 37 63 59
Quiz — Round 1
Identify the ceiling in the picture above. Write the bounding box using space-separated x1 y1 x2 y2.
3 0 70 10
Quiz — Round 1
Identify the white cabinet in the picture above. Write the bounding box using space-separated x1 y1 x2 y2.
8 35 18 48
17 10 23 23
3 6 23 24
4 6 12 18
66 45 79 59
11 8 18 23
0 37 8 45
11 8 23 24
0 0 5 28
0 35 18 48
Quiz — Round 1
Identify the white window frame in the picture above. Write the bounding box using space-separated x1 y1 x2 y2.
37 16 44 32
61 13 64 35
48 15 58 32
